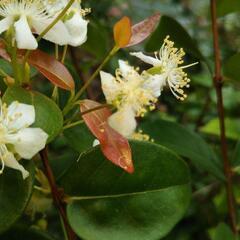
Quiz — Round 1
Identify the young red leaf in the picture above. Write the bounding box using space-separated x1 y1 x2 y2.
113 16 132 48
0 40 10 61
27 50 75 90
126 13 161 47
80 99 134 173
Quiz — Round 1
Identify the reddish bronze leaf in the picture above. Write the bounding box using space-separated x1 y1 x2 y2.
28 50 75 90
126 13 161 47
80 99 134 173
0 40 10 61
114 16 132 48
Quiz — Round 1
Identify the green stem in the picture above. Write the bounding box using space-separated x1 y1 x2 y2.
23 0 75 63
63 45 119 115
63 120 84 130
61 45 68 63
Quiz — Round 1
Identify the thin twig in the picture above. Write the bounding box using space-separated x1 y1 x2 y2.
69 47 95 99
40 147 78 240
210 0 238 234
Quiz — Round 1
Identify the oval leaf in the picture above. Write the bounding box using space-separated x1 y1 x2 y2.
0 161 34 234
126 13 161 47
80 100 133 173
3 86 63 142
140 118 224 180
60 141 191 240
27 50 75 90
114 16 132 48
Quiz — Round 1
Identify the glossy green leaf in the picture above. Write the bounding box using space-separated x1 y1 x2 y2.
0 227 55 240
223 53 240 82
200 118 240 141
64 124 95 153
217 0 240 17
3 87 63 142
145 15 204 61
60 141 191 240
0 161 34 234
140 119 223 180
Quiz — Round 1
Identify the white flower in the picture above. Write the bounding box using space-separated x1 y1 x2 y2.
0 0 70 49
100 60 158 138
44 0 89 47
0 100 48 179
131 36 197 101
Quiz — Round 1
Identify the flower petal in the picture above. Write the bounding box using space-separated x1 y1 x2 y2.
65 13 88 47
3 151 29 179
32 19 70 46
130 52 161 66
108 106 137 138
143 74 165 98
100 71 119 103
6 102 35 131
14 15 38 50
12 128 48 159
118 60 133 78
0 16 13 35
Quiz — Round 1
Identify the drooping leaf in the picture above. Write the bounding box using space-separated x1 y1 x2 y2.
80 99 134 173
0 42 74 90
126 13 161 47
145 15 204 61
3 86 63 142
200 118 240 141
217 0 240 17
140 119 224 179
113 16 132 48
0 161 34 234
28 50 75 90
59 141 191 240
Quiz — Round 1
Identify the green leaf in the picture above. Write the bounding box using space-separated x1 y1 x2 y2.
217 0 240 17
1 227 55 240
0 161 34 234
145 15 204 61
64 124 95 153
140 119 224 180
210 223 236 240
60 141 191 240
3 86 63 142
223 53 240 82
200 118 240 141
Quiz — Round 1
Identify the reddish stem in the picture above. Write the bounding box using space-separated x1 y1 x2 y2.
40 147 78 240
210 0 238 234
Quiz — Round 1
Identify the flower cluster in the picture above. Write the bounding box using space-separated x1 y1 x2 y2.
0 100 48 179
101 36 196 138
0 0 89 49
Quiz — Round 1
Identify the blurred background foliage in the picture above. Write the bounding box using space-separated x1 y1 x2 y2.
1 0 240 239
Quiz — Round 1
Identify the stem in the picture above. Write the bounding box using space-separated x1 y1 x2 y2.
40 147 77 240
63 120 84 130
61 45 69 63
69 46 95 99
63 46 119 115
210 0 238 234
